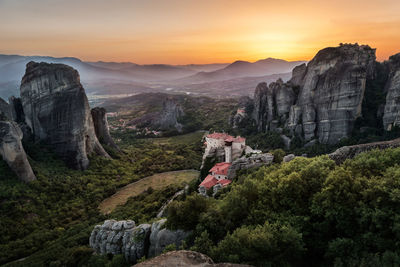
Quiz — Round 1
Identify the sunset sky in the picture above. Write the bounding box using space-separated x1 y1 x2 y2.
1 0 399 64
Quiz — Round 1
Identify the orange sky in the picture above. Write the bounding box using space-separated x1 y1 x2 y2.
0 0 399 64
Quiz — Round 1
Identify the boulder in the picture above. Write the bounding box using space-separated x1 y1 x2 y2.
283 154 295 162
91 107 120 151
0 121 36 182
227 153 274 180
19 62 110 170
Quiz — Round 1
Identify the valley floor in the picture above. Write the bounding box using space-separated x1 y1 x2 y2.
98 169 199 214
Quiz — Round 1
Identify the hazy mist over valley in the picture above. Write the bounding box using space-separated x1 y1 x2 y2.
0 54 304 100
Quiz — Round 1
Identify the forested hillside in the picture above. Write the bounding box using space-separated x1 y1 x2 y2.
167 148 400 266
0 135 203 266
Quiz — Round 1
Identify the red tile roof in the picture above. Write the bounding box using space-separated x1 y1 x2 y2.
218 179 232 186
207 133 245 143
233 136 246 143
225 137 236 142
200 175 218 189
209 162 231 176
199 176 232 190
206 133 232 140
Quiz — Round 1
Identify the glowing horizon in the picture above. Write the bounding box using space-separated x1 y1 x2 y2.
0 0 399 64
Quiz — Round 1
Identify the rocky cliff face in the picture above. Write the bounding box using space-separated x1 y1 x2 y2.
19 62 110 170
0 121 36 182
0 98 11 120
89 219 188 264
251 44 377 144
9 97 25 123
383 53 400 130
154 97 184 132
91 107 120 151
252 79 296 132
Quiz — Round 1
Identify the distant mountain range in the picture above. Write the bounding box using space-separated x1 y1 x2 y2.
174 58 306 84
0 54 306 99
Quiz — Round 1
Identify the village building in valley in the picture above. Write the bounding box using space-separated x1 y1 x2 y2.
203 132 246 163
199 132 246 196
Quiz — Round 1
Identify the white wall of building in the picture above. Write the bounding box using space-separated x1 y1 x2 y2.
224 146 232 163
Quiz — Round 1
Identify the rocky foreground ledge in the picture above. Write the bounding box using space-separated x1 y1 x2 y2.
134 250 254 267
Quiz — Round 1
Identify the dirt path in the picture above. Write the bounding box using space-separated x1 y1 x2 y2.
98 169 199 214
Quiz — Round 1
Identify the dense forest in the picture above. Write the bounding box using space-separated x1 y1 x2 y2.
167 147 400 266
0 134 203 266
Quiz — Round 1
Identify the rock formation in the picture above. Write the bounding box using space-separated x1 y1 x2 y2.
148 218 189 257
91 107 120 151
9 97 25 123
328 138 400 164
230 97 253 129
293 43 376 143
19 62 110 170
8 96 34 142
0 121 36 182
251 44 377 145
0 98 11 120
135 250 254 267
89 219 150 263
252 82 269 132
383 53 400 130
227 153 274 179
154 97 184 132
283 154 296 162
89 219 188 264
252 79 296 133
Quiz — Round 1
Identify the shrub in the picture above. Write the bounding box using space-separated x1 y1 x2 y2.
271 149 285 163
